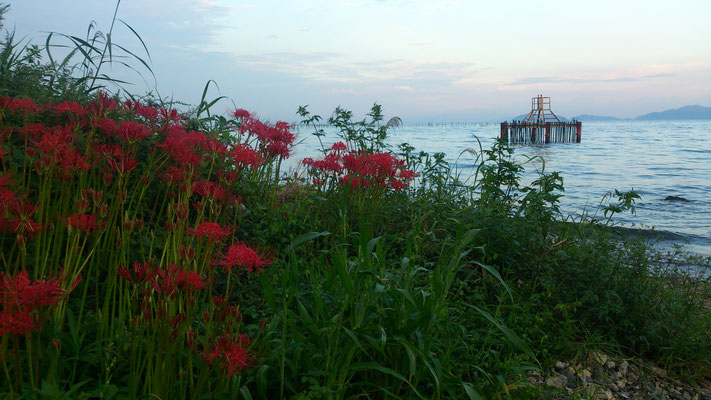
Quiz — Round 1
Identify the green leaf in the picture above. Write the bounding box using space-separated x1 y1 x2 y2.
471 306 537 362
290 231 330 249
258 273 277 311
348 362 426 399
463 382 483 400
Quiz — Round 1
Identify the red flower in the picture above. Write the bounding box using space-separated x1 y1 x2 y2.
178 270 211 293
118 261 155 284
64 213 99 234
149 263 182 298
191 180 227 201
187 222 232 243
116 120 152 143
201 333 254 377
107 156 139 174
233 109 251 119
7 98 38 115
330 141 347 152
219 242 273 274
159 127 204 167
0 271 65 336
55 101 86 116
230 143 262 168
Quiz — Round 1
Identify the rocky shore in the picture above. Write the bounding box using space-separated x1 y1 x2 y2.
530 351 711 399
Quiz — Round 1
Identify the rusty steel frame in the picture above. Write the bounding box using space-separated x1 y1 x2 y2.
521 94 561 124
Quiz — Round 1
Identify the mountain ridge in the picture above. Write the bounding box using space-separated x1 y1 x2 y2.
509 105 711 121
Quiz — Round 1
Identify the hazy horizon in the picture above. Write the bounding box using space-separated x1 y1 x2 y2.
4 0 711 122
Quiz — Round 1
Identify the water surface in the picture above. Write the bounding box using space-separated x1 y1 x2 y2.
288 121 711 255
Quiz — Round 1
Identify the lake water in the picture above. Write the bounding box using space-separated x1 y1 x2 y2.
288 121 711 257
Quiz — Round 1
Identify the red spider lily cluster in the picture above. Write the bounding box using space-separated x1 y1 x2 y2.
0 175 44 247
201 332 254 377
219 242 274 274
232 109 295 158
0 271 65 336
302 142 417 191
1 93 288 389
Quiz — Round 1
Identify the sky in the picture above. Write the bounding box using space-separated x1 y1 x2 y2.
4 0 711 122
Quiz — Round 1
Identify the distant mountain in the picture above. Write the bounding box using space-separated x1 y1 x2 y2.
635 105 711 120
572 114 625 121
504 105 711 122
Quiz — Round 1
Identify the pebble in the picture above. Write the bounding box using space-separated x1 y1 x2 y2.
653 367 669 378
619 361 629 377
546 375 565 388
528 351 711 400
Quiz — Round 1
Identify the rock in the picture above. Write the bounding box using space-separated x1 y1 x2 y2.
555 360 566 370
653 367 668 378
608 383 619 392
597 389 613 399
619 361 629 376
664 195 691 202
546 375 565 388
605 360 616 370
581 369 593 380
591 351 608 365
593 365 604 380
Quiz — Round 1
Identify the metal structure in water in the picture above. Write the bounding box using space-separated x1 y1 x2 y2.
501 95 581 144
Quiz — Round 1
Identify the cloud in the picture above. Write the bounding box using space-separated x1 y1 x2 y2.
226 50 482 87
501 73 676 87
394 85 414 91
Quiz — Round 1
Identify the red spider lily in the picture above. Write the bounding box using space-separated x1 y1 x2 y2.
187 222 232 243
115 120 152 143
5 98 38 115
107 155 139 175
161 166 192 186
57 147 94 176
149 263 182 298
191 180 227 201
18 122 49 140
63 212 99 234
55 101 86 116
219 242 273 274
0 271 65 336
201 333 254 377
178 270 211 294
202 137 229 155
0 174 19 209
230 143 262 168
148 264 210 297
94 143 123 159
94 118 118 136
330 141 347 152
303 152 342 174
216 170 240 185
233 109 251 120
85 92 118 120
117 261 155 284
159 127 205 167
123 102 171 124
159 107 181 124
